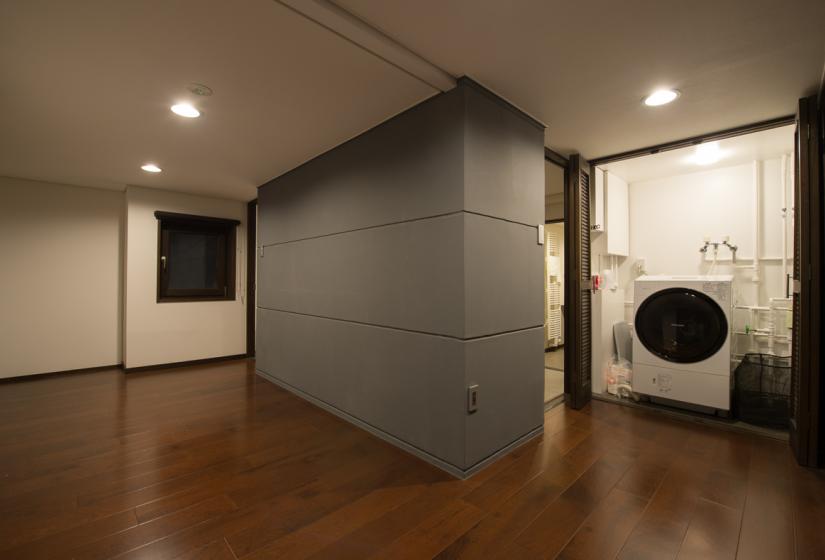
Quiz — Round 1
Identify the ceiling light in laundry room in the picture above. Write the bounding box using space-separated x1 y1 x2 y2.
643 89 680 106
689 142 724 165
141 163 162 173
170 103 200 118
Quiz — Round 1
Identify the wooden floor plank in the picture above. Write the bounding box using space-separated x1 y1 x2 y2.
434 459 580 559
557 487 648 560
70 494 237 560
1 509 139 560
736 437 795 560
241 484 428 560
0 359 821 560
676 498 741 560
792 463 825 559
223 452 412 557
366 498 485 560
173 539 237 560
503 452 635 559
304 484 467 560
617 426 741 558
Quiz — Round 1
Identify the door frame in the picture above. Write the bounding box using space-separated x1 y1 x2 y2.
589 115 794 166
546 147 597 410
576 113 823 466
791 95 823 467
542 147 572 406
246 198 257 358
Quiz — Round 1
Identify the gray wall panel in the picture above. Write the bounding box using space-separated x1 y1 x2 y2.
463 86 545 226
258 89 465 246
256 80 547 476
464 327 545 466
256 308 467 468
258 214 465 336
464 213 544 338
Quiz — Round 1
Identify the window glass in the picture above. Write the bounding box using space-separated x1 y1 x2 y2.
167 231 221 290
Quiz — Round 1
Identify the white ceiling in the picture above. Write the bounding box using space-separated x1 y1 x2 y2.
0 0 437 200
601 124 795 183
0 0 823 201
337 0 824 158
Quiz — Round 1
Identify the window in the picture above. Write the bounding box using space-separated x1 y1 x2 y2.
155 211 240 302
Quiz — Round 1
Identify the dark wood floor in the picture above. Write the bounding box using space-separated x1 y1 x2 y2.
1 359 824 559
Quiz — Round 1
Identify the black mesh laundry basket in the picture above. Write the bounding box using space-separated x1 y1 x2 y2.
734 353 791 429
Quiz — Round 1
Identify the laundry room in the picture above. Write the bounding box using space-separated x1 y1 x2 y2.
590 124 795 432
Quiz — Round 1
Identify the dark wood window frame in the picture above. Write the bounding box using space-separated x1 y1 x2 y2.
155 211 240 303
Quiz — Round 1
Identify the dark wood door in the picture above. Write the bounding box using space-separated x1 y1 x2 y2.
564 155 592 409
790 95 823 467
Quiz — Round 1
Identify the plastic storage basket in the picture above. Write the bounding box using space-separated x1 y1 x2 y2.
734 353 791 429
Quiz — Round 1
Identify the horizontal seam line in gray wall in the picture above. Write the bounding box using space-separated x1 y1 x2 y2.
462 210 537 229
260 210 538 248
257 306 543 341
260 210 464 248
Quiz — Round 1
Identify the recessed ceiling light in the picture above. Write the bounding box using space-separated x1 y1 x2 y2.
643 89 680 107
141 163 162 173
171 103 200 118
187 83 213 97
689 142 724 165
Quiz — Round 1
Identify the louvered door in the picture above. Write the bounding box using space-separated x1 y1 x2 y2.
790 95 823 467
564 155 592 409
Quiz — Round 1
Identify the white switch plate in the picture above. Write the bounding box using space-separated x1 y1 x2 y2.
537 224 544 245
467 384 479 413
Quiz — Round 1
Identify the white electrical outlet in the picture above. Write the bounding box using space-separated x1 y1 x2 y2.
467 385 479 413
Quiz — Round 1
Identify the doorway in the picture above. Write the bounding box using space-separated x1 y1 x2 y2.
591 124 794 434
544 155 567 406
561 98 824 467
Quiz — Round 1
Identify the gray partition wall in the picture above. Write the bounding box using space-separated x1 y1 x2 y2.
256 78 545 477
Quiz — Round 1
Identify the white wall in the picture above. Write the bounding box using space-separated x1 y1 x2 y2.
545 221 565 347
591 157 794 392
591 210 626 394
625 158 791 306
545 161 564 221
0 176 123 378
124 186 246 368
546 221 565 306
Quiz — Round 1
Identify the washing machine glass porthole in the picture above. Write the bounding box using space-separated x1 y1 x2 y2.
634 288 728 364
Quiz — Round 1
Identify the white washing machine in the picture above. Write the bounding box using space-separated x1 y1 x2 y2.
632 275 733 410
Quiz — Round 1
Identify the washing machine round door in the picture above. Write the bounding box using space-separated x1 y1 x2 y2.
635 287 728 363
